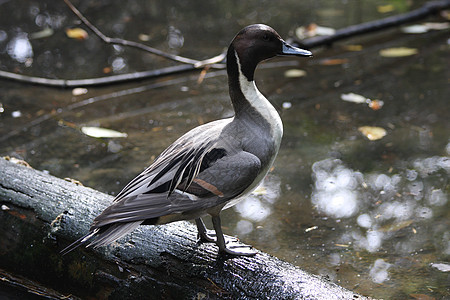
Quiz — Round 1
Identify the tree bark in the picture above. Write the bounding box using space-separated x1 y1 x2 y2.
0 157 367 299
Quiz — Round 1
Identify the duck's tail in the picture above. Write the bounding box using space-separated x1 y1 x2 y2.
60 221 142 255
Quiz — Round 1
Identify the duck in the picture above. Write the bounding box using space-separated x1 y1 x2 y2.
61 24 312 256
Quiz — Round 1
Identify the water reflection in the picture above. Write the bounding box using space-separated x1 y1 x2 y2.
311 158 361 218
0 30 7 42
233 175 280 228
312 157 449 258
167 26 184 49
369 259 391 284
0 0 448 298
7 33 33 64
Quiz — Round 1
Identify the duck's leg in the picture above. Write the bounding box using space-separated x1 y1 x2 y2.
195 218 216 242
211 215 257 256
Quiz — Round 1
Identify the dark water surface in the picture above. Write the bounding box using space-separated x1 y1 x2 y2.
1 0 449 299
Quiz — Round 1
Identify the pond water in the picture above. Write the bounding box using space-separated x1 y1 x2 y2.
1 0 449 299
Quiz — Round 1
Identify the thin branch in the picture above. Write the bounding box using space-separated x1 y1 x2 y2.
0 69 228 144
0 0 448 88
0 63 224 88
293 0 450 48
63 0 219 66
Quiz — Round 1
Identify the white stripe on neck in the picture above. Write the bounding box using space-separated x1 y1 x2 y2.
234 51 283 145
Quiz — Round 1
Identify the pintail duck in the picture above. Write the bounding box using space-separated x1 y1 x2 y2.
62 24 312 256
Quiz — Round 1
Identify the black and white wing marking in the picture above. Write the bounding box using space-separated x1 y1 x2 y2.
90 149 261 229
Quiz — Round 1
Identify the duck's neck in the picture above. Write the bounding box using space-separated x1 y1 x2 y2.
226 45 281 127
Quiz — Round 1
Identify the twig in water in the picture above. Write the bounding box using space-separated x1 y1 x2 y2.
63 0 225 66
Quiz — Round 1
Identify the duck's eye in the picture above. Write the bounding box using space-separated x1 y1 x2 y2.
262 33 270 41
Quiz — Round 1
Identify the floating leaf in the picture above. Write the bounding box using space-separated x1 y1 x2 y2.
358 126 387 141
72 87 88 96
379 47 418 57
81 126 127 138
284 69 307 78
402 22 450 34
423 22 450 30
341 93 367 104
65 28 88 40
58 119 77 129
315 25 336 36
379 220 413 232
409 294 436 300
377 4 395 13
341 93 384 110
368 99 384 110
316 9 344 18
295 23 335 39
30 27 54 39
252 185 267 196
305 226 318 232
282 102 292 109
343 44 363 51
430 263 450 272
11 111 22 118
138 33 150 41
320 58 349 65
401 25 429 34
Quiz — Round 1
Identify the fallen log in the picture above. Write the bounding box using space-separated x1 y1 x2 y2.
0 157 367 299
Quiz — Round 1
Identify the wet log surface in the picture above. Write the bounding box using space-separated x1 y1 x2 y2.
0 157 367 299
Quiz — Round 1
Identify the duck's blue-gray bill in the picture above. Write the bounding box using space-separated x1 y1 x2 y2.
281 42 312 57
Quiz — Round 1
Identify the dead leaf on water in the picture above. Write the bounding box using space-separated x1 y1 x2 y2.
430 263 450 272
343 45 363 51
58 119 77 129
295 23 335 39
65 28 89 40
30 27 54 39
341 93 367 104
72 87 88 96
138 33 150 41
284 69 307 78
81 126 127 138
358 126 387 141
282 102 292 109
401 24 429 34
341 93 384 110
319 58 349 66
379 47 418 57
379 220 413 232
151 127 163 132
410 293 436 300
368 99 384 110
305 226 318 232
316 9 344 18
377 4 395 13
402 22 450 34
252 185 267 196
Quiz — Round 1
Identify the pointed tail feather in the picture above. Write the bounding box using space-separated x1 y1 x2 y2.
60 229 99 255
60 221 143 255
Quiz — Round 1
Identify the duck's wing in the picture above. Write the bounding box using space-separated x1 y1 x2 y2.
61 120 262 253
61 144 261 254
91 148 261 229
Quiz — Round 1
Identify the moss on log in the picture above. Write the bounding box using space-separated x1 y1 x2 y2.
0 157 367 299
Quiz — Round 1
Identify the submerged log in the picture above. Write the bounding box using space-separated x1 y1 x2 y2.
0 157 367 299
